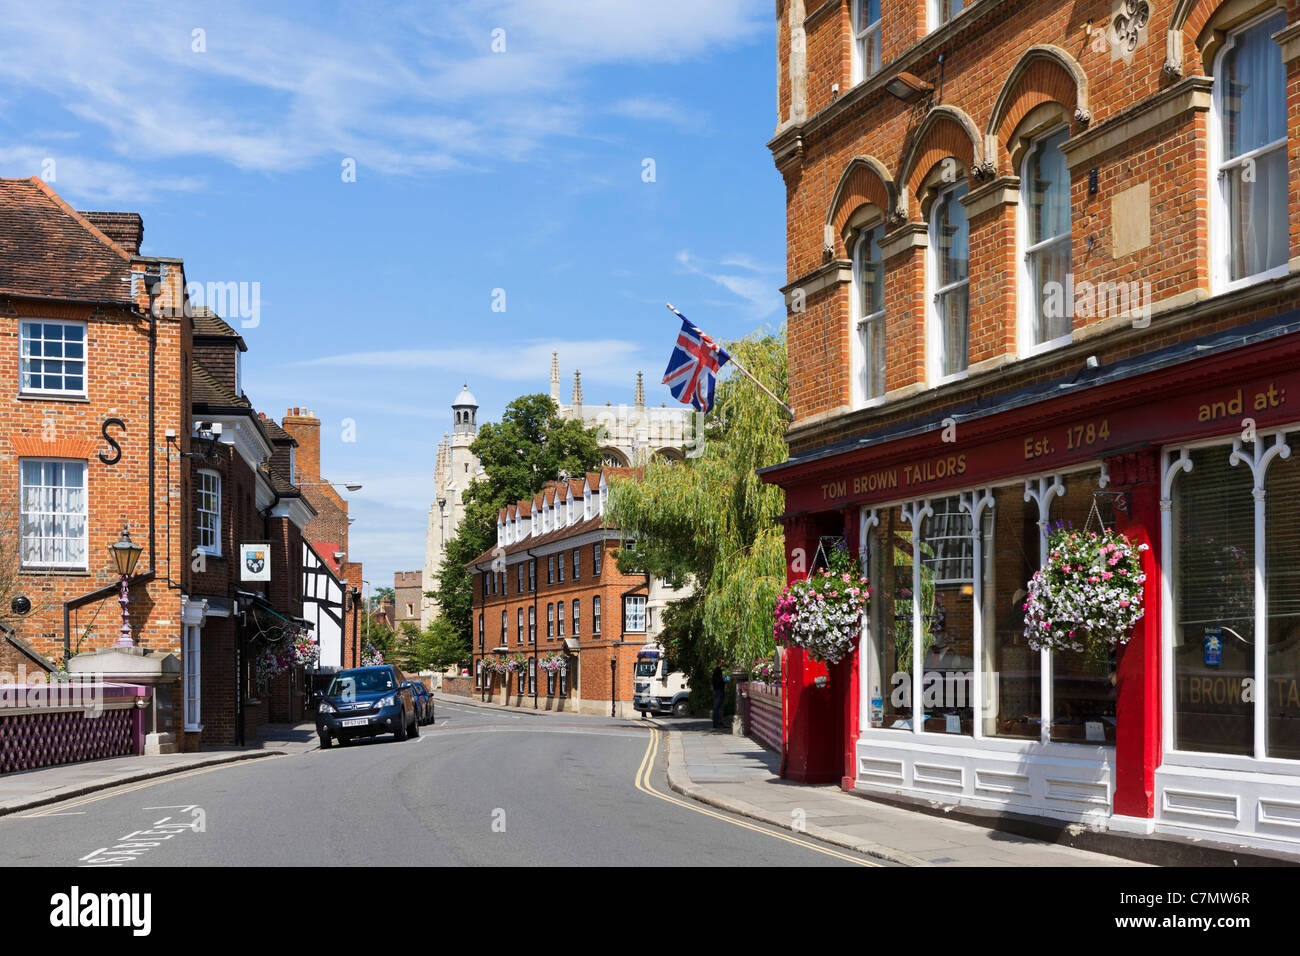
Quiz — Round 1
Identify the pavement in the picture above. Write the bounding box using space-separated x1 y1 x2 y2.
650 718 1146 867
0 720 318 817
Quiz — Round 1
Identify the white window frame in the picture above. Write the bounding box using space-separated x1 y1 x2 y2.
18 458 88 570
1209 9 1289 294
528 605 536 643
927 180 971 385
572 599 581 637
624 595 648 634
593 595 602 634
19 319 88 397
594 543 603 575
850 221 888 408
557 600 565 637
851 0 883 83
517 607 524 644
1018 126 1074 357
184 625 202 731
196 469 222 556
928 0 964 32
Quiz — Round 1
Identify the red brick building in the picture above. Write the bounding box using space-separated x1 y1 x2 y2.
762 0 1300 854
0 177 192 748
467 471 685 716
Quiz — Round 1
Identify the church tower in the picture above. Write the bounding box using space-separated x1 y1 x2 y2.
421 384 484 628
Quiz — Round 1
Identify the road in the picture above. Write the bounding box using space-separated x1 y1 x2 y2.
0 699 884 867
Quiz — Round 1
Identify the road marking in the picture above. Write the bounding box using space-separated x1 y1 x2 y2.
19 760 258 818
633 730 878 867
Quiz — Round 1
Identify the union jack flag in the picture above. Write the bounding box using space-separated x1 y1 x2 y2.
661 307 730 412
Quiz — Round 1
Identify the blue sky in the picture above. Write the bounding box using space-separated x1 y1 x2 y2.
0 0 785 596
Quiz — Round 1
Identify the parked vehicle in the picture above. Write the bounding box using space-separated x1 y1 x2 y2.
403 680 435 725
315 665 418 747
632 643 691 717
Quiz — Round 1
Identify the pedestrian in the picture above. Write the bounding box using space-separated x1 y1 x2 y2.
711 660 725 729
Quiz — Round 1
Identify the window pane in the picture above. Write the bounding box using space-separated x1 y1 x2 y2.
1028 130 1070 244
937 184 969 286
1049 471 1117 745
984 484 1042 738
869 506 915 729
1222 12 1287 159
1032 237 1073 345
1224 146 1287 281
1266 437 1300 758
938 285 969 377
1173 446 1255 755
922 499 976 735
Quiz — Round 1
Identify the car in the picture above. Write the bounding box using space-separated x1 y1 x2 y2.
315 665 418 748
403 680 435 726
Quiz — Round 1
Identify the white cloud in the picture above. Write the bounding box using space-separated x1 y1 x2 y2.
0 0 766 182
609 97 706 131
0 146 205 203
676 249 781 317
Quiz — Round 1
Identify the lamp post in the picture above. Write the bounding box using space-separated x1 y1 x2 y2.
109 525 143 647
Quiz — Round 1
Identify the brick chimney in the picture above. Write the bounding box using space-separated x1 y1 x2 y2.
280 407 320 485
79 211 144 254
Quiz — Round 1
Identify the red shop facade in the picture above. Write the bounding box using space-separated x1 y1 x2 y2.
762 310 1300 856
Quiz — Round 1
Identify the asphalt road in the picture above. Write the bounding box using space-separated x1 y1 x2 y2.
0 699 882 867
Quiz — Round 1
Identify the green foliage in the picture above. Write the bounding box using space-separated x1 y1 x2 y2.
360 611 396 664
607 327 789 692
425 615 472 671
432 393 602 640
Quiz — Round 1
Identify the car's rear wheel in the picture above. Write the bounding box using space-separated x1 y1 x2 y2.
409 714 420 739
394 713 408 741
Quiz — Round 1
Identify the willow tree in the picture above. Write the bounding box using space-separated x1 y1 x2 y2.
608 327 788 689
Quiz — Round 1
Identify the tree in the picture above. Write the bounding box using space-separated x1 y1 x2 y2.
433 394 602 641
370 586 394 610
425 615 471 671
607 328 788 693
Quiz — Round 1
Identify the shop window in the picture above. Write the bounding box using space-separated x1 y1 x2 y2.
1048 472 1117 745
1212 10 1288 290
921 499 975 735
1266 441 1300 758
1020 128 1072 353
928 180 970 383
867 505 915 729
983 484 1042 739
852 0 882 83
183 625 201 731
1172 445 1255 755
851 222 887 407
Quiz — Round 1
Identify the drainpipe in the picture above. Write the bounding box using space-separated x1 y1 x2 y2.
525 547 538 709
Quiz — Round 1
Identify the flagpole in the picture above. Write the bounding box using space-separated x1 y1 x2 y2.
666 303 794 420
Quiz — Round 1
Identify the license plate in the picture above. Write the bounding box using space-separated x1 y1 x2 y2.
341 718 369 728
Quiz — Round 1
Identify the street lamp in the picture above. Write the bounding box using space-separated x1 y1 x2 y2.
109 525 143 647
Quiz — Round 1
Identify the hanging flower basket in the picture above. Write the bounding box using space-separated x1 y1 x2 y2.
505 655 528 674
1023 527 1148 653
538 655 567 674
361 642 384 667
773 548 871 666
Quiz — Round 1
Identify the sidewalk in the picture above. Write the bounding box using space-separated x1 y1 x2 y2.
0 721 318 817
659 723 1146 867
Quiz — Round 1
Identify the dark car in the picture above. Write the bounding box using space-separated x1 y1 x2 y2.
403 680 435 726
315 665 418 748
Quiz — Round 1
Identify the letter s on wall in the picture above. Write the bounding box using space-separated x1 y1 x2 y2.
99 418 126 465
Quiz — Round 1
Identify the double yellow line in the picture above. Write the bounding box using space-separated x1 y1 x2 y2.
633 729 878 866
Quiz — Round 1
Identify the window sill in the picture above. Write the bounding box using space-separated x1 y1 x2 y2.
1019 334 1073 360
20 566 90 575
17 392 90 403
1215 264 1289 297
930 370 970 388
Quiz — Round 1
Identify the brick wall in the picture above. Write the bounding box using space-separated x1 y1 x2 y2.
775 0 1300 454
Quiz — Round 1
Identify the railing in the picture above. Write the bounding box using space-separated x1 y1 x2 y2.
0 682 149 774
741 680 782 753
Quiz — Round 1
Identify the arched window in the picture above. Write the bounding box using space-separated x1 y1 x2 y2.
851 222 887 405
928 180 970 383
1020 127 1072 353
1211 9 1288 290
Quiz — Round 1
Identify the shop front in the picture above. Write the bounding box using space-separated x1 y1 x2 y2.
763 311 1300 854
